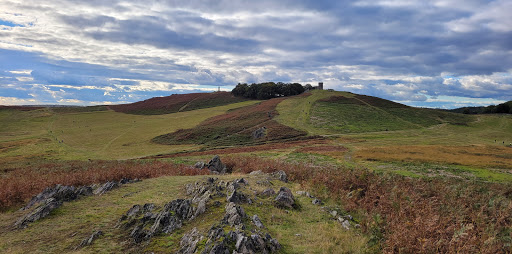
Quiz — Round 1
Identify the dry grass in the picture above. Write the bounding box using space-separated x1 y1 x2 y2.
355 145 512 169
222 155 512 253
0 160 208 210
147 137 327 158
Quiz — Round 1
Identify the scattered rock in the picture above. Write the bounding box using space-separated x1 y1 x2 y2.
77 230 103 249
312 199 322 205
330 210 338 217
271 170 288 182
275 187 295 209
252 214 265 228
15 198 63 229
341 220 351 230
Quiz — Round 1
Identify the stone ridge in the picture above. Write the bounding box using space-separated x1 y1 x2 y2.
119 175 286 253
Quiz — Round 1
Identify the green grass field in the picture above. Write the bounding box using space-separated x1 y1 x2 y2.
0 100 258 162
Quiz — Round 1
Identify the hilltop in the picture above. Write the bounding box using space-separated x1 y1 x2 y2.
109 92 248 115
1 89 512 253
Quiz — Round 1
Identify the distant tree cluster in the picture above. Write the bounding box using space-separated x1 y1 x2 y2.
232 82 307 100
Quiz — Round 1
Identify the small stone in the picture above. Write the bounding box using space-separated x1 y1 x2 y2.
252 214 264 228
312 198 322 205
341 220 351 230
330 210 338 217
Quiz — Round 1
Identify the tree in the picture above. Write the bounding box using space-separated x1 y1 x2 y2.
232 83 248 97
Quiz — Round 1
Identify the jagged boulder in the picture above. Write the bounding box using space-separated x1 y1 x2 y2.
15 198 63 229
178 227 204 254
227 190 251 204
223 202 246 226
21 184 78 210
275 187 295 209
207 155 227 174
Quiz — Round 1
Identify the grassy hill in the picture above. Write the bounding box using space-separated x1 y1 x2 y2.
1 90 512 253
110 92 248 115
276 90 474 135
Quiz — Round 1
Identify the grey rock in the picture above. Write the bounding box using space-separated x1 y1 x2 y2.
93 181 118 195
195 161 206 169
76 186 93 197
15 198 63 229
312 198 322 205
207 155 227 174
178 227 203 254
227 190 250 204
249 170 263 175
21 184 77 210
341 220 351 230
271 170 288 182
330 210 338 217
274 187 295 209
195 199 207 217
252 215 264 228
77 230 103 248
252 127 266 139
223 202 246 226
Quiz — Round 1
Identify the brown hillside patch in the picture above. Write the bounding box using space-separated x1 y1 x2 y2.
110 92 248 115
147 138 327 158
152 96 308 146
355 145 512 169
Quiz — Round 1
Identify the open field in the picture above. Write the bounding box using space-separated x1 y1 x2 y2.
0 100 257 162
1 91 512 253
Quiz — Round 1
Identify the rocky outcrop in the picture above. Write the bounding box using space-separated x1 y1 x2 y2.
120 199 194 243
15 198 63 229
179 201 281 254
274 187 296 209
15 179 140 229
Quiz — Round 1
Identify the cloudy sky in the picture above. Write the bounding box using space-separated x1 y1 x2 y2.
1 0 511 108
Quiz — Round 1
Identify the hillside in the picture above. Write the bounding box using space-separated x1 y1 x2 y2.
110 92 248 115
1 90 512 253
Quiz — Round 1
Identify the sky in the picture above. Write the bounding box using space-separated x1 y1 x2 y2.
0 0 511 108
